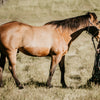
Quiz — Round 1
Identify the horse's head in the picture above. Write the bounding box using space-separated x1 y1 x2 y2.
86 12 100 42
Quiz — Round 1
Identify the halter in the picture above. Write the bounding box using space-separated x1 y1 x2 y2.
89 19 100 33
89 19 100 31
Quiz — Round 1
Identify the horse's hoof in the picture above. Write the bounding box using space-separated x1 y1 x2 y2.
17 84 24 89
47 85 53 88
62 84 67 88
61 82 67 88
48 84 53 88
0 83 4 87
46 83 53 88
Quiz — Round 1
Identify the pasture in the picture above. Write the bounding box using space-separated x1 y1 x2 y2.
0 0 100 100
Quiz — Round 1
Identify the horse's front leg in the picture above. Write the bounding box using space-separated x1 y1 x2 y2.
46 54 62 88
59 55 67 88
0 54 6 87
7 50 23 89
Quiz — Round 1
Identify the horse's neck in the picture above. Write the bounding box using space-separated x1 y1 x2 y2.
70 28 85 41
69 24 87 41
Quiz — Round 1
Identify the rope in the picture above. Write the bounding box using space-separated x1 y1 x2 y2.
92 37 97 53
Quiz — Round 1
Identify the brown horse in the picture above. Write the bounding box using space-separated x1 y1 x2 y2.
0 12 99 89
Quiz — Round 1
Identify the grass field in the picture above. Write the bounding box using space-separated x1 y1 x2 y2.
0 0 100 100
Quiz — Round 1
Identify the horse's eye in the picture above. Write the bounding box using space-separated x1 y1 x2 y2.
96 21 100 25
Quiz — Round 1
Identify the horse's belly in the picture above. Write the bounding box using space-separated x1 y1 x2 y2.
19 47 50 57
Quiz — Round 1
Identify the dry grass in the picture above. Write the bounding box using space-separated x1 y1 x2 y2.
0 0 100 100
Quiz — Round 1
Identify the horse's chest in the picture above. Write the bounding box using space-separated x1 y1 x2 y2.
52 38 68 55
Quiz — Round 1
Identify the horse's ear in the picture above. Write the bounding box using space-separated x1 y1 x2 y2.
86 12 90 15
86 12 97 20
89 13 93 19
86 12 91 18
86 12 97 22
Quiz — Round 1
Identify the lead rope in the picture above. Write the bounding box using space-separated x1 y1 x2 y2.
92 37 97 53
91 37 98 79
92 37 100 75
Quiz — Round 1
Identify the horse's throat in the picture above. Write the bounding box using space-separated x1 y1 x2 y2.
70 28 85 41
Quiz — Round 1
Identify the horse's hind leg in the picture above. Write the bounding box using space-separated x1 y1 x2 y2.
59 55 67 88
7 50 23 89
0 53 6 87
46 54 62 88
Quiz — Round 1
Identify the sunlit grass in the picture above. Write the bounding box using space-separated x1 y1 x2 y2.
0 0 100 100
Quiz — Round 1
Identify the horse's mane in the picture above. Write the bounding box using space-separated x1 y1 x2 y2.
45 12 97 30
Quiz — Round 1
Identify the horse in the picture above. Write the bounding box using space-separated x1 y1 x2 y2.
0 12 99 89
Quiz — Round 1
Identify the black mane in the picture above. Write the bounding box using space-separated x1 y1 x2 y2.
45 12 97 30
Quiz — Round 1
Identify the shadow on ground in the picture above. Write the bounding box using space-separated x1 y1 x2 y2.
23 78 75 89
24 78 46 88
